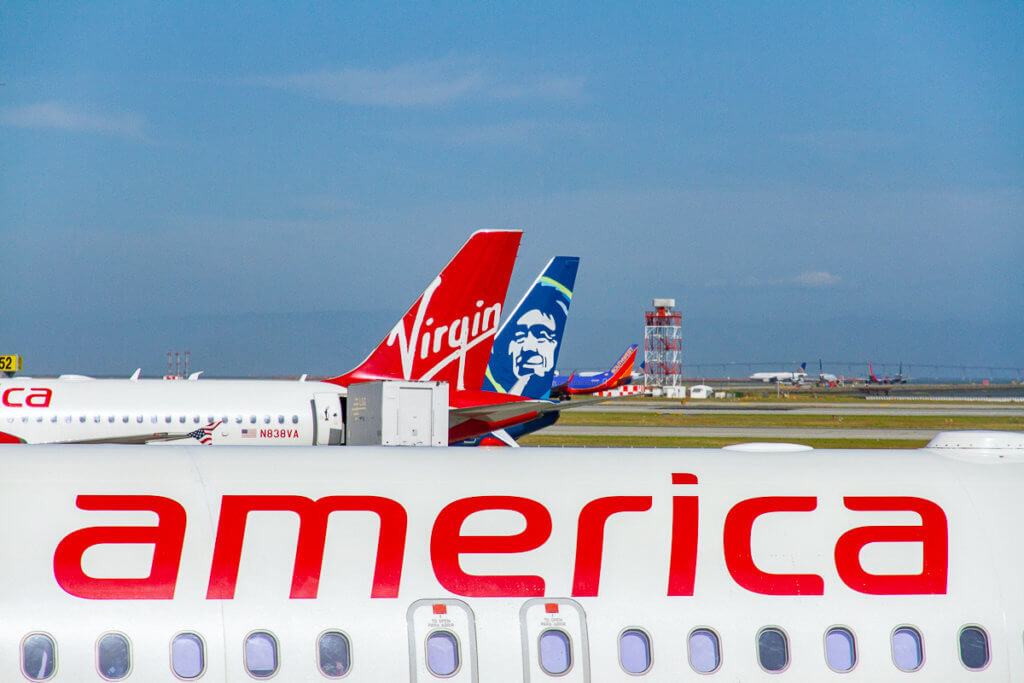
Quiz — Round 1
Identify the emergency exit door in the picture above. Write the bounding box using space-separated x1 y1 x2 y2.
313 392 343 445
407 599 479 681
520 598 590 682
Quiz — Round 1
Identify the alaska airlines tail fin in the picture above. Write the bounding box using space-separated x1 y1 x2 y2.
329 230 522 390
483 256 579 399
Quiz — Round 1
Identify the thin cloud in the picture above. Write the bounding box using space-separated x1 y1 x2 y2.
248 59 584 107
794 270 841 287
488 76 585 101
0 102 146 139
448 119 596 145
709 271 842 289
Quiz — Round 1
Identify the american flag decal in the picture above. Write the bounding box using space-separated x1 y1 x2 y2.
187 421 222 445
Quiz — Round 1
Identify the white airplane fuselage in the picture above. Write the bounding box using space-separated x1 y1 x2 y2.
1 438 1022 680
749 371 806 383
0 377 344 445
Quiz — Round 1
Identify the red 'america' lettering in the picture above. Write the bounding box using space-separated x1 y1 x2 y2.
51 481 950 600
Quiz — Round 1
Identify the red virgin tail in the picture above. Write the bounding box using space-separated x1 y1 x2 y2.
328 230 522 391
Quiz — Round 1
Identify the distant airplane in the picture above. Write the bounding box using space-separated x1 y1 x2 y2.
4 431 1023 679
749 362 807 384
0 230 556 446
552 344 639 397
467 256 579 446
868 361 908 385
817 359 838 386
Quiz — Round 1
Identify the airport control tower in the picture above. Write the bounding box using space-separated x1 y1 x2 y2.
644 299 683 388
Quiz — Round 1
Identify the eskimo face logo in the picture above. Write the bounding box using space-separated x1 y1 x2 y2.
488 281 569 398
386 277 502 390
507 309 558 393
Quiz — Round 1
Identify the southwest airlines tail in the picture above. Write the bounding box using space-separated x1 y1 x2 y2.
562 343 639 395
483 256 579 400
328 230 522 391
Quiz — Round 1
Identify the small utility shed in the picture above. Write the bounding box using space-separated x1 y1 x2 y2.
689 384 714 399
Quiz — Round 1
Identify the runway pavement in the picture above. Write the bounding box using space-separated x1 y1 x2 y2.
542 425 936 441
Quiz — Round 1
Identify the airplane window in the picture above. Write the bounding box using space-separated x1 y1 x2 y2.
165 416 172 424
235 416 243 424
249 415 257 424
50 415 57 423
36 415 43 422
426 630 460 677
619 629 651 674
79 416 86 423
292 415 299 424
21 632 56 681
151 416 158 424
317 631 351 678
278 415 285 424
262 415 270 424
93 415 101 423
244 631 278 678
108 415 115 423
136 416 143 423
959 626 989 670
825 627 856 672
193 416 200 424
179 416 187 424
757 628 789 672
97 633 131 680
689 628 721 673
207 416 215 423
64 416 72 423
22 416 29 423
539 629 572 675
122 416 129 423
171 632 205 679
892 627 924 672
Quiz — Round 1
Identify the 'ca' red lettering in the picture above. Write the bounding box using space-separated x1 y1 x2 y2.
26 388 52 407
2 388 24 407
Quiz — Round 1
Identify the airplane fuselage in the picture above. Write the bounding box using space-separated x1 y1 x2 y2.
1 439 1022 680
0 377 344 445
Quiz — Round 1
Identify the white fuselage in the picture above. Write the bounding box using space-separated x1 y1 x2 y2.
0 377 344 445
0 441 1022 680
749 371 806 383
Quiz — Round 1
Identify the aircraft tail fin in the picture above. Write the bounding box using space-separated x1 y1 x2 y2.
328 230 522 390
609 344 639 384
483 256 580 399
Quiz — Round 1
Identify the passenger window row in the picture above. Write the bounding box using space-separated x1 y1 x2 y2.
16 623 991 679
7 414 301 426
20 630 351 681
615 623 991 675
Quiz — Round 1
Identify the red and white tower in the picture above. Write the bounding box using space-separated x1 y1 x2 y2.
644 298 682 387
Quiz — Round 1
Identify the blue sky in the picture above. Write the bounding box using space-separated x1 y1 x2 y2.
1 3 1021 378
